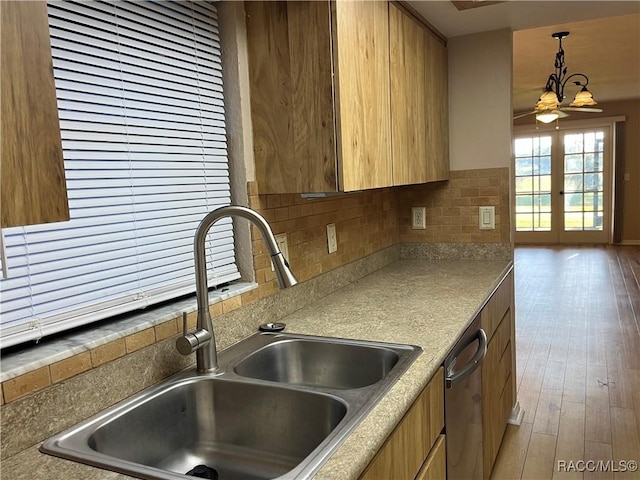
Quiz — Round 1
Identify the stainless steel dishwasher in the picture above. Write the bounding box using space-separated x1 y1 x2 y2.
444 314 487 480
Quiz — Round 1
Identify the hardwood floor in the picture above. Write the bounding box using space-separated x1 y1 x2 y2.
491 245 640 480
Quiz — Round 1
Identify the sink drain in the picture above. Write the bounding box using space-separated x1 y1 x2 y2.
186 464 219 479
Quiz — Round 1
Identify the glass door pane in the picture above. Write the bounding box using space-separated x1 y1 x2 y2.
562 131 605 232
514 135 553 232
514 125 610 245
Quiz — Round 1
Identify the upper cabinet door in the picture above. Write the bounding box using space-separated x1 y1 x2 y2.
1 1 69 228
332 0 393 192
389 3 449 186
246 1 339 194
389 3 427 185
425 30 450 183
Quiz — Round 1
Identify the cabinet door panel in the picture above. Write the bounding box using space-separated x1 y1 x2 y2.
245 1 297 194
416 435 446 480
390 3 427 186
288 1 338 192
481 271 515 480
389 4 449 186
482 330 503 479
360 368 444 480
425 33 449 182
1 1 69 228
333 0 392 192
481 271 513 340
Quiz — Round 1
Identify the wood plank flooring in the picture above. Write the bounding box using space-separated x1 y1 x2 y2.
491 246 640 480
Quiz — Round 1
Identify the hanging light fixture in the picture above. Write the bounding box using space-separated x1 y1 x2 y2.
532 31 600 124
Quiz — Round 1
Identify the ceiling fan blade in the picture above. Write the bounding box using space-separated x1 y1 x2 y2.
513 111 536 120
514 109 569 121
561 107 604 113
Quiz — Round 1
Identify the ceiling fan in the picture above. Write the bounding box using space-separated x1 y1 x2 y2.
514 31 603 124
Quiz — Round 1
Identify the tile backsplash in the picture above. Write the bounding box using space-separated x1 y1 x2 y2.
248 166 510 295
247 182 399 296
396 168 510 244
1 168 511 411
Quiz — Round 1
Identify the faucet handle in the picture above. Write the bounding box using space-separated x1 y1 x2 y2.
182 312 188 336
176 312 212 356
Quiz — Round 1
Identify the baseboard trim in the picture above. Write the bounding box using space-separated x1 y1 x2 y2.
615 240 640 246
507 401 525 426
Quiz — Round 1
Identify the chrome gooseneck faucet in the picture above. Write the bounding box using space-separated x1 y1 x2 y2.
176 205 298 373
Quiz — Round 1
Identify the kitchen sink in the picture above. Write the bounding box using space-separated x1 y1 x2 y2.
80 378 345 479
234 338 400 389
41 332 421 479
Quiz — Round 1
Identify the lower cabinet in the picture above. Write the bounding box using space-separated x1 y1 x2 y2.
481 270 515 480
416 435 446 480
359 368 445 480
358 269 515 480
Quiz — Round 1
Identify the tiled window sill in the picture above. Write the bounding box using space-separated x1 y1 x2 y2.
0 282 256 403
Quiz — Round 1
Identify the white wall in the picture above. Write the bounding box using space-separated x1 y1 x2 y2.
218 2 255 184
218 2 255 280
448 29 513 171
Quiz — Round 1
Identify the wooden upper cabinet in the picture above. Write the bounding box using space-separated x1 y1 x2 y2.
425 29 450 182
245 1 448 194
332 0 392 192
389 3 449 186
245 0 392 194
390 3 427 186
1 1 69 228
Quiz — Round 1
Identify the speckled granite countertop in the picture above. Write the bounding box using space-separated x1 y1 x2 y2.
2 258 512 480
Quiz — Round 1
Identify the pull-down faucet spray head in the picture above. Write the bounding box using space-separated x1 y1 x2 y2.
176 205 297 373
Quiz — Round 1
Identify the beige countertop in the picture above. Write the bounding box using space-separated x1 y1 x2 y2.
2 258 512 480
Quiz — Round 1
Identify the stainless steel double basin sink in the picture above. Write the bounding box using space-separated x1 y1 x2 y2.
41 332 421 479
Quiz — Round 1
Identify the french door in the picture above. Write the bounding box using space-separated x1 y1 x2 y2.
514 125 612 244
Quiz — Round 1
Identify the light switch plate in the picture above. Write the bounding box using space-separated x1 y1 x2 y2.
479 206 495 230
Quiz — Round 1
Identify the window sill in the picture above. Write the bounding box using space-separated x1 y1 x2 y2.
0 282 257 384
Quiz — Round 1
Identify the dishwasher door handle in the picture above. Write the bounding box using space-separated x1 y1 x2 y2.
445 328 487 389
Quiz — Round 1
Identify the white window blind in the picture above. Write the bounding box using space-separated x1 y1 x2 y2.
0 0 239 349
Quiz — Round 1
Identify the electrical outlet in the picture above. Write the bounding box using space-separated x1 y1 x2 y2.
326 223 337 254
411 207 426 229
271 234 289 271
